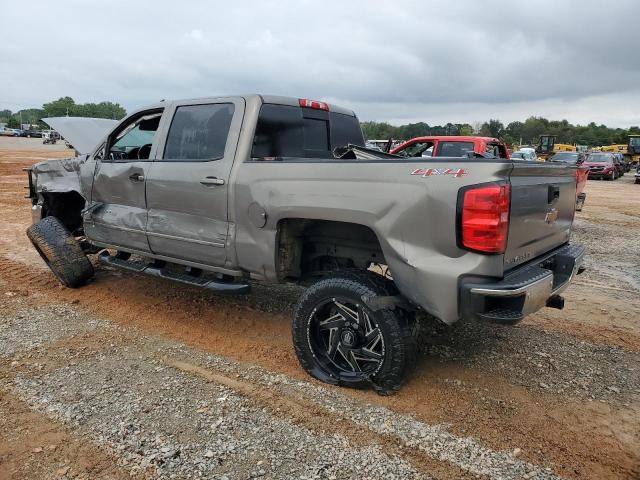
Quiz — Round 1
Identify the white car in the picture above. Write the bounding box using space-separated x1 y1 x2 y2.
510 149 537 161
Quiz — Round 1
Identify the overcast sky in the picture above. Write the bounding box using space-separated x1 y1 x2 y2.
1 0 639 127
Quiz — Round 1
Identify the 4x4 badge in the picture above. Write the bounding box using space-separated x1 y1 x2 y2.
411 167 468 178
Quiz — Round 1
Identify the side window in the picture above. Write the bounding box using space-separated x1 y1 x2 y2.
163 103 235 161
485 144 500 157
436 141 475 157
397 141 434 158
252 104 362 159
108 112 162 161
252 104 303 158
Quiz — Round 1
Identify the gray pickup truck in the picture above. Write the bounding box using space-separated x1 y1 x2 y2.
25 94 585 394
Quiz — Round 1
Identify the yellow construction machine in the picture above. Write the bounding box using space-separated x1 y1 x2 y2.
625 135 640 166
535 135 576 160
600 144 627 154
599 137 640 167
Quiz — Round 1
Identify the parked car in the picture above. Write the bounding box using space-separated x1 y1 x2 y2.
23 129 43 138
42 130 60 144
510 149 537 161
13 129 27 137
612 153 625 177
24 94 585 394
517 147 539 161
0 127 16 136
391 136 510 159
584 153 618 180
549 152 589 211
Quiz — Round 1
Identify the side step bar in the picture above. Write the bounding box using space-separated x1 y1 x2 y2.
98 251 250 294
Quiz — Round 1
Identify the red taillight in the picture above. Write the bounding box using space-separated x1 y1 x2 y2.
461 184 510 253
298 98 329 111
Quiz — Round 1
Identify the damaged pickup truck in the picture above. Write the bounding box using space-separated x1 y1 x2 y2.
25 94 585 394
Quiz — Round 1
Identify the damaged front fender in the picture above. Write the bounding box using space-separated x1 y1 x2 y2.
28 155 95 227
31 156 88 195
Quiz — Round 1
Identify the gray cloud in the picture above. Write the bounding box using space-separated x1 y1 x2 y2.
1 0 639 126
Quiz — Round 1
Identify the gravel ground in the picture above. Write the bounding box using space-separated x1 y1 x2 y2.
422 318 640 403
4 299 560 480
0 303 104 357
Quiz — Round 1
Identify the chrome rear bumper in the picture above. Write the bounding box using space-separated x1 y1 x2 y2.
460 244 585 323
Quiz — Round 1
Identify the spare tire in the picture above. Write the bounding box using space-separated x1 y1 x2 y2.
26 216 94 288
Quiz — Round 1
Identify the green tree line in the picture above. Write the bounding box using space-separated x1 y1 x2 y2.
362 117 640 147
0 97 126 129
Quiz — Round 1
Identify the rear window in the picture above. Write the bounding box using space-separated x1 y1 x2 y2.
436 141 474 157
252 104 363 159
164 103 234 161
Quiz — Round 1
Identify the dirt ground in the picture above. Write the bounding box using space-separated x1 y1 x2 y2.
0 136 638 479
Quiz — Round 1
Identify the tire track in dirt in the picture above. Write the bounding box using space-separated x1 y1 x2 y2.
167 359 482 480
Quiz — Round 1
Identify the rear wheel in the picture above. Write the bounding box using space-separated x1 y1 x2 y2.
292 272 416 395
26 216 94 288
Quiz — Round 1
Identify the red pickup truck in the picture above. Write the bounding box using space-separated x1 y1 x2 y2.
390 135 510 158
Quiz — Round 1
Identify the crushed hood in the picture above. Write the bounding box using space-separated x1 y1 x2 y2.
42 117 118 154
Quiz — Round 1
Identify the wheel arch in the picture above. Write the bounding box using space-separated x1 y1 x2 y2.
41 190 86 234
275 218 387 281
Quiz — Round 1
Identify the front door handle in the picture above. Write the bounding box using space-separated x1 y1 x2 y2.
129 173 145 182
199 176 225 186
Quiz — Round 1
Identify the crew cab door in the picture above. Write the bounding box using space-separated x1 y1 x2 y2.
144 98 244 267
86 109 164 252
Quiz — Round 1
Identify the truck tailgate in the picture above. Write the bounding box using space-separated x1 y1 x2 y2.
505 162 577 270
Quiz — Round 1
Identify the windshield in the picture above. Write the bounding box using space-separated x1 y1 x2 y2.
539 136 552 149
629 137 640 146
112 126 155 152
552 152 578 163
586 154 611 163
436 141 474 157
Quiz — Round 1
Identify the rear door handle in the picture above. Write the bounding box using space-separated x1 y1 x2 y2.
129 173 145 182
199 176 225 186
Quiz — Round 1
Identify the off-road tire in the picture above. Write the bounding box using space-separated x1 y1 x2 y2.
26 216 94 288
292 271 417 395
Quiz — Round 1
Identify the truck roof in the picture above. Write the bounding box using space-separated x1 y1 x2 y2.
133 95 357 117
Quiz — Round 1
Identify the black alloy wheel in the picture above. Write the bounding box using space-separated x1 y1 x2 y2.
292 272 417 395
